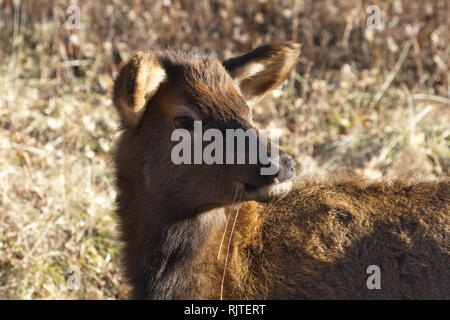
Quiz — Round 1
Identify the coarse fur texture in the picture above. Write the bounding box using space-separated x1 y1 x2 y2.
112 44 450 299
216 177 450 299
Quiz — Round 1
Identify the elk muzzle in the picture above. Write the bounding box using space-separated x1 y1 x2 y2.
242 152 296 203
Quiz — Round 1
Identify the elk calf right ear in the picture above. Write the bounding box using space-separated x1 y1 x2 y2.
223 42 300 105
113 52 166 128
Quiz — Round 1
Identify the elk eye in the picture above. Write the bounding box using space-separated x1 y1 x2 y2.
173 116 194 130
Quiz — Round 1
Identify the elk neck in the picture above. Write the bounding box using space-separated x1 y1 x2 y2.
119 186 228 299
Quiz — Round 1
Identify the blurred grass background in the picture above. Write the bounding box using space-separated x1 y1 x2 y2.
0 0 448 299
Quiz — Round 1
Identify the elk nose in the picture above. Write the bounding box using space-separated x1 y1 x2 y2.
259 153 296 184
277 154 296 183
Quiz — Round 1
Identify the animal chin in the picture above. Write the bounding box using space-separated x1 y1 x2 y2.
244 180 293 203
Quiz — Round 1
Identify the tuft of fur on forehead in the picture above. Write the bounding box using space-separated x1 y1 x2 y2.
154 49 251 123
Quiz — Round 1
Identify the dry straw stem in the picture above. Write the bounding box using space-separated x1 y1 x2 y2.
369 41 413 109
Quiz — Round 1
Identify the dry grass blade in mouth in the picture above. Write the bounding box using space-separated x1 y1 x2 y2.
220 189 243 300
217 187 239 260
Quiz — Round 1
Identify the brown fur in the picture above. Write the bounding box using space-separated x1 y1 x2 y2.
112 44 450 299
215 177 450 299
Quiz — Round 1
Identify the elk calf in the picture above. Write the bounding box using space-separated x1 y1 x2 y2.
112 43 449 299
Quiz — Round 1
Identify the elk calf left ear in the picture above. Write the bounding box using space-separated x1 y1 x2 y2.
113 52 166 128
223 42 300 105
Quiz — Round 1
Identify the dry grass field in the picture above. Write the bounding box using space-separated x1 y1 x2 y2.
0 0 448 299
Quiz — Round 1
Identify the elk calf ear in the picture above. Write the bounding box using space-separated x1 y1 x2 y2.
113 52 166 128
223 42 300 105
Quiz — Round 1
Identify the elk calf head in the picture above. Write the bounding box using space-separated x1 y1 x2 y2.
113 43 300 221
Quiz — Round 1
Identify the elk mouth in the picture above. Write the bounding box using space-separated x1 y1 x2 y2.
243 179 293 203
